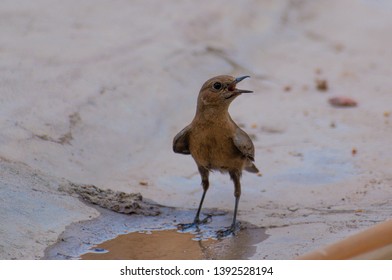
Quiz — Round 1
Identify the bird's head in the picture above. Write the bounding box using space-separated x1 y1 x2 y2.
197 75 253 110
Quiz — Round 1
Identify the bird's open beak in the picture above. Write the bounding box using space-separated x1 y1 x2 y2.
228 76 253 95
235 75 251 84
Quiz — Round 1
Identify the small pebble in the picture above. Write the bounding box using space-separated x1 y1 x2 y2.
329 97 357 107
315 79 328 91
139 180 148 186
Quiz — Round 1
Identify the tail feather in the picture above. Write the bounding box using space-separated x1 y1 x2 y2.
245 162 259 173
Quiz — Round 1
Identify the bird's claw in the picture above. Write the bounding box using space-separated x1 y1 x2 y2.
216 222 240 239
177 222 196 231
199 214 212 224
177 215 212 231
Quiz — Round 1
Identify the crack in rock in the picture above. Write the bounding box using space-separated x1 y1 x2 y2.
33 112 81 145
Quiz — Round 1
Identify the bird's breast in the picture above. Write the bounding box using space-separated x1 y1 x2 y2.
188 124 244 171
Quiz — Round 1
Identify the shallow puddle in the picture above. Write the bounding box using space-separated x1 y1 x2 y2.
82 227 268 260
45 206 268 260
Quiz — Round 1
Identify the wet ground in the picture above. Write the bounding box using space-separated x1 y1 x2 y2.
81 229 268 260
45 204 268 260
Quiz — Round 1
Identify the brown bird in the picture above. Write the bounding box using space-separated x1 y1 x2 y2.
173 75 259 238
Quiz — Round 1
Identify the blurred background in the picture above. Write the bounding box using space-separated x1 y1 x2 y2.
1 0 391 259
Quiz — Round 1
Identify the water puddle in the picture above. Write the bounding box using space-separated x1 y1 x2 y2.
82 227 268 260
45 205 268 260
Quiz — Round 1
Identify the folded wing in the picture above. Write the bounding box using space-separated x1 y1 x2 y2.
233 127 259 173
173 125 191 154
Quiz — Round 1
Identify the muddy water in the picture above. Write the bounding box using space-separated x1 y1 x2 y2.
45 205 268 260
82 227 268 260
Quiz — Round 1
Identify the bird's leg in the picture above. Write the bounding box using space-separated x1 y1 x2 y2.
217 170 242 238
177 166 211 230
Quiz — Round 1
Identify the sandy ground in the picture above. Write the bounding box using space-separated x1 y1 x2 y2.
1 0 392 259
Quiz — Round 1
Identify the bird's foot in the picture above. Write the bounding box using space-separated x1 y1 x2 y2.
177 222 197 231
216 222 241 239
177 215 212 231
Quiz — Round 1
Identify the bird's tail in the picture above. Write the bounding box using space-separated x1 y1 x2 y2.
245 162 259 173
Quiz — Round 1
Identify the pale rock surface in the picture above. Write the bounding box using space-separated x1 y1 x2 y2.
1 0 392 259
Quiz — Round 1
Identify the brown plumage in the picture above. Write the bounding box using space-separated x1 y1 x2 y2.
173 75 259 238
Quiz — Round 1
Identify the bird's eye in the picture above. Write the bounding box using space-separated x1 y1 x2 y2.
213 82 222 90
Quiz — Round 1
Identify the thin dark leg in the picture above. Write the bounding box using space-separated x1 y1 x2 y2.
217 170 242 238
194 189 207 223
231 195 240 229
177 166 211 230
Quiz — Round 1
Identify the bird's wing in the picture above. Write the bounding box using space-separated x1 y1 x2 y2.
173 125 191 154
233 127 255 161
